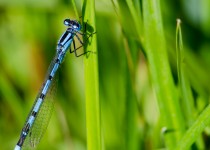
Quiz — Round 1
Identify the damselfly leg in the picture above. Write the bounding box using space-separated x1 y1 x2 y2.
69 31 96 57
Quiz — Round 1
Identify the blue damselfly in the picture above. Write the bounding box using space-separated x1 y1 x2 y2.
14 18 93 150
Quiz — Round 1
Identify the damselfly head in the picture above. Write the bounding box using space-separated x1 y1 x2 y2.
64 19 81 31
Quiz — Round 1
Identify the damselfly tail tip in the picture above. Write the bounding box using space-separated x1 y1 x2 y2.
14 145 21 150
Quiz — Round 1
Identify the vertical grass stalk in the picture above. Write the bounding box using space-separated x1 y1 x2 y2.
71 0 79 19
176 19 205 149
176 19 195 127
143 0 185 148
82 0 101 150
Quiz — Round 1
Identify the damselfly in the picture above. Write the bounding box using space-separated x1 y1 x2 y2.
14 18 94 150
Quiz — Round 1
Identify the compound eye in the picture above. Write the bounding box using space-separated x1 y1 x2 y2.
73 22 79 28
64 19 71 26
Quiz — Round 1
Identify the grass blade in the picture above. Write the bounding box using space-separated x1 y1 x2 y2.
71 0 80 20
176 19 205 149
176 19 195 127
82 0 101 150
176 104 210 149
143 0 185 148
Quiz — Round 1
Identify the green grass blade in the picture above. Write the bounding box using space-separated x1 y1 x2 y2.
125 0 143 40
175 104 210 149
0 71 24 126
124 39 140 150
176 19 205 149
82 0 101 150
112 2 142 149
116 0 143 43
143 0 185 148
71 0 79 20
176 19 195 127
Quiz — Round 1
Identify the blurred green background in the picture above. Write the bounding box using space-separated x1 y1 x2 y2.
1 0 210 150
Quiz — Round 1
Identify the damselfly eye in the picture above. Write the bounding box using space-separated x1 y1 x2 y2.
63 19 81 30
72 22 80 29
64 19 71 26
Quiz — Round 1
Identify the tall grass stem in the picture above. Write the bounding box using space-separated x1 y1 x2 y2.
82 0 101 150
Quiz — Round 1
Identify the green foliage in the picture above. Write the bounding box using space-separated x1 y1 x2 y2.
1 0 210 150
82 0 101 150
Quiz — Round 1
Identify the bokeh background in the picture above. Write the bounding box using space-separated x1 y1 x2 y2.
1 0 210 150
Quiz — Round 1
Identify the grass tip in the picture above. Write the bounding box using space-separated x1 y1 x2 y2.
176 18 182 25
